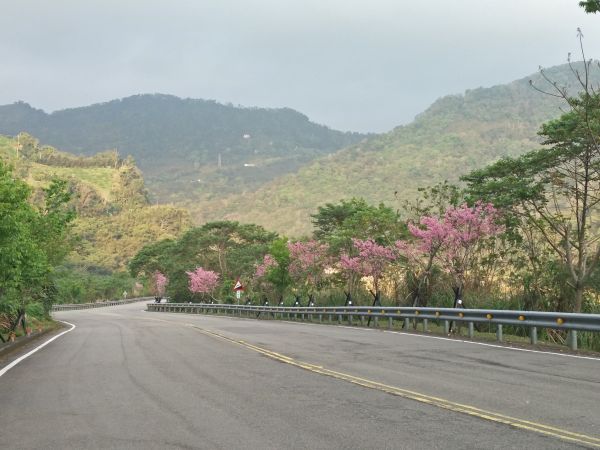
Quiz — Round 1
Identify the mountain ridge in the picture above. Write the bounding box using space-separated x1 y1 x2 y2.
203 63 594 235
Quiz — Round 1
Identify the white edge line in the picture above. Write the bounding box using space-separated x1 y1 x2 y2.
380 329 600 361
0 320 76 378
144 311 600 362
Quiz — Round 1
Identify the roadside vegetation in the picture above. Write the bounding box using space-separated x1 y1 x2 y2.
131 49 600 350
0 133 190 341
2 4 599 350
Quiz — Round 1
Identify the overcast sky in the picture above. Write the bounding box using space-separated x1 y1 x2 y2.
1 1 598 133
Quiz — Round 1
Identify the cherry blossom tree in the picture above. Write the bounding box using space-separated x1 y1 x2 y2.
400 202 503 308
287 240 331 305
186 267 220 302
253 254 278 303
439 202 503 307
340 238 397 306
153 271 169 297
396 215 450 307
254 254 277 279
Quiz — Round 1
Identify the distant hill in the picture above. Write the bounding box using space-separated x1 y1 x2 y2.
199 63 594 236
1 64 594 239
0 95 366 202
0 134 190 270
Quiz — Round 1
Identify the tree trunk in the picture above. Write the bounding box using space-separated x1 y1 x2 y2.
344 291 352 306
411 290 420 307
449 286 463 333
574 284 584 313
367 291 381 326
452 285 463 308
10 309 25 334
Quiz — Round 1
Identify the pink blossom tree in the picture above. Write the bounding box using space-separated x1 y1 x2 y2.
153 271 169 297
253 254 278 304
338 253 362 306
340 238 397 306
254 254 277 279
287 240 331 305
400 202 503 308
396 215 450 307
186 267 220 302
439 202 503 307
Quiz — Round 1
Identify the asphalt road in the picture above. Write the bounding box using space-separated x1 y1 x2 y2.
1 301 599 449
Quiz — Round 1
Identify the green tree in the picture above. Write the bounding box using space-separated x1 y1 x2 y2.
311 198 404 254
0 164 75 340
130 221 277 301
464 64 600 312
580 0 600 13
262 238 292 303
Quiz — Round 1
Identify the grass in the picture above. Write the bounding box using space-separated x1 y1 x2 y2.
0 135 17 158
27 164 115 201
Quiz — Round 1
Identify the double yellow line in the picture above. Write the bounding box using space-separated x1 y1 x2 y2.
192 326 600 448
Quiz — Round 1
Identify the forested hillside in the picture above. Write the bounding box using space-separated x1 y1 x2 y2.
207 63 593 235
0 95 365 202
0 134 190 271
0 64 592 238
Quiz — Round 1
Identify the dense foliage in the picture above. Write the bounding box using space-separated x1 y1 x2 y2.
0 95 365 209
208 63 599 236
0 162 74 341
0 133 191 272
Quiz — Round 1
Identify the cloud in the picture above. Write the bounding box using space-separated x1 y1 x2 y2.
1 0 599 132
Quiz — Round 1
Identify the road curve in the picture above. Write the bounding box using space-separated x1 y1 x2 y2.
0 301 598 449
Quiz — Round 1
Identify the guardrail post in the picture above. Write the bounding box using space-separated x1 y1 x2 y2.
338 313 342 324
423 318 428 332
567 330 578 350
349 314 353 326
374 316 379 328
530 326 538 345
360 316 365 327
496 324 503 342
319 313 322 323
404 318 410 330
468 322 474 338
444 320 450 334
388 317 393 330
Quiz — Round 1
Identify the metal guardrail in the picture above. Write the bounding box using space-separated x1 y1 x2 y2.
146 303 600 351
52 297 153 311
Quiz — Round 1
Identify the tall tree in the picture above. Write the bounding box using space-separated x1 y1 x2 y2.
340 239 397 306
396 215 449 307
312 198 404 254
288 240 331 305
0 163 75 340
465 46 600 312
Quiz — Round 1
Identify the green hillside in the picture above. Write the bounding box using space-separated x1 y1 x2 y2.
199 63 591 236
0 95 366 203
0 134 190 270
0 64 592 239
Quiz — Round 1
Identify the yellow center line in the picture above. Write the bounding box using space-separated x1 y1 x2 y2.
191 325 600 449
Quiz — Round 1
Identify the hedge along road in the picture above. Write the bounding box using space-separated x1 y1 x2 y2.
0 301 598 449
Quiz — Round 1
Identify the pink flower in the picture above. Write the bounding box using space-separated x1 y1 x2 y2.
186 267 220 294
154 271 169 296
287 240 331 288
254 254 277 279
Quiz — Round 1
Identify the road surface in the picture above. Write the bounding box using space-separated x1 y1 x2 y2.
1 300 599 449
